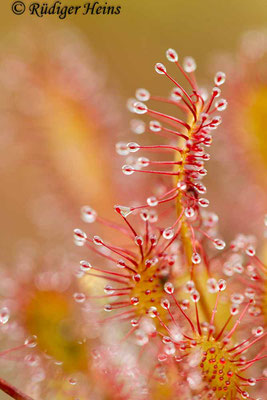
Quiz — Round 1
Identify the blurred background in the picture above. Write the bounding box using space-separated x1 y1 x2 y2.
0 0 266 397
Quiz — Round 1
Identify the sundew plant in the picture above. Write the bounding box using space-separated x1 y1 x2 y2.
73 49 267 400
0 48 266 400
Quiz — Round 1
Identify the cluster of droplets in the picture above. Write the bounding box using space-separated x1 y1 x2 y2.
143 273 267 399
115 48 230 269
74 200 186 334
219 231 267 320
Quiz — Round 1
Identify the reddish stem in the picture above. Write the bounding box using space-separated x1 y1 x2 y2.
0 378 33 400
